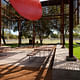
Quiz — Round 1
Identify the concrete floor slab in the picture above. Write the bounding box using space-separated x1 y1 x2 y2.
0 46 53 68
52 45 80 80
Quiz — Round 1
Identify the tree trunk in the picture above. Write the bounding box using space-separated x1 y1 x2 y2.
32 22 35 48
2 36 6 45
2 28 6 45
39 35 43 45
18 20 22 47
2 23 6 45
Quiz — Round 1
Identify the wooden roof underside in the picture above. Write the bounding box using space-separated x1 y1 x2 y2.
41 0 69 6
4 0 69 6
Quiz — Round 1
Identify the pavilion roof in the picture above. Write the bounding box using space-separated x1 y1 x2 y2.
4 0 69 5
4 0 80 6
41 0 69 6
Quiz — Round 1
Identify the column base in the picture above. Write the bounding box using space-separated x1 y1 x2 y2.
66 56 77 61
61 46 65 48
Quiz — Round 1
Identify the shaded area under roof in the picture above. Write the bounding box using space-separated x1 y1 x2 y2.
4 0 69 6
4 0 79 6
41 0 69 6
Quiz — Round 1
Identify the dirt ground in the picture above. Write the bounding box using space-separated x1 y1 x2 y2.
0 65 52 80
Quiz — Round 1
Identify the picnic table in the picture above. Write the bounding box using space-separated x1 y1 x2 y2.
27 46 56 60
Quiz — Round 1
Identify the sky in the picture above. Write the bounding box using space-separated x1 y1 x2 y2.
11 30 18 35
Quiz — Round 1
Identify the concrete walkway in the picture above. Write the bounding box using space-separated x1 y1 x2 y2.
52 45 80 80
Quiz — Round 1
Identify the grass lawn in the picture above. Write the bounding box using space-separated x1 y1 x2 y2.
5 44 18 48
65 43 80 60
4 43 34 48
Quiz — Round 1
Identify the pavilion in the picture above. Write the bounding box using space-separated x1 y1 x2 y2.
0 0 80 61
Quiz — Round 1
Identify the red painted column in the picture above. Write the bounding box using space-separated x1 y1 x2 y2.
0 0 1 46
77 0 79 24
69 0 73 57
61 0 65 48
66 0 76 61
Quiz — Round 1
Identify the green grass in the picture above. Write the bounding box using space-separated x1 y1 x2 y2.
74 47 80 60
5 44 18 48
65 43 80 60
4 43 33 48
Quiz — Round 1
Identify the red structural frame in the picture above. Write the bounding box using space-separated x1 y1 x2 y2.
0 0 79 61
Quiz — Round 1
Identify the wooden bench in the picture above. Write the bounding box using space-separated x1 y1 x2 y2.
27 46 56 60
34 46 55 51
38 46 55 51
35 46 56 79
27 50 40 60
0 47 11 53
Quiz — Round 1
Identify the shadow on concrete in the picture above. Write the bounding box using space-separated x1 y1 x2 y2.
0 52 50 80
0 52 18 60
52 68 80 80
0 56 46 80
